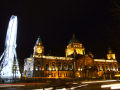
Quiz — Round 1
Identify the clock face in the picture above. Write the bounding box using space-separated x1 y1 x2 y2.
37 46 42 53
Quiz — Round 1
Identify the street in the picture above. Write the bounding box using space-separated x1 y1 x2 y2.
0 80 120 90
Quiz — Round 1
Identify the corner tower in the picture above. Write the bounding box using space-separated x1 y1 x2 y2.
33 36 44 57
65 34 85 57
107 48 116 60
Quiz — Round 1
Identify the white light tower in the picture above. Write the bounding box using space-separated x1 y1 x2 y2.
0 15 21 79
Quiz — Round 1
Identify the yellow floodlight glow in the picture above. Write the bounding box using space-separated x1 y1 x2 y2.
33 55 73 60
114 74 120 77
94 59 117 62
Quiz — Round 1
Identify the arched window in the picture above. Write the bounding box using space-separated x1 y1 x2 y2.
35 67 38 71
58 62 62 70
38 66 41 70
52 62 56 70
63 63 68 70
114 65 118 71
98 65 101 71
45 64 49 70
102 65 105 71
110 65 113 71
80 66 82 71
106 66 108 71
68 64 73 70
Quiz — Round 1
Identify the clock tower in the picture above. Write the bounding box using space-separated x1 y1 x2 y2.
33 36 44 57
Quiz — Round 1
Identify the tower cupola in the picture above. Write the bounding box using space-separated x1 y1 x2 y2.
33 36 44 57
107 48 116 60
65 34 85 57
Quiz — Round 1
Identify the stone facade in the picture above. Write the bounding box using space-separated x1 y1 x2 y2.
23 35 119 79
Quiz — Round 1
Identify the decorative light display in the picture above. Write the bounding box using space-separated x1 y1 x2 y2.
0 15 21 79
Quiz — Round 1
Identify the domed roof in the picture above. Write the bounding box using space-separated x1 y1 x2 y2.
35 36 42 45
69 34 80 44
108 48 113 54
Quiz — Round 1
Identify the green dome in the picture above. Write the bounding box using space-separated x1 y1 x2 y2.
69 39 79 44
69 34 80 44
35 36 42 45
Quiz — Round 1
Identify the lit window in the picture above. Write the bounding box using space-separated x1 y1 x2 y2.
68 65 73 70
52 63 56 71
106 66 108 70
110 65 113 71
114 65 118 71
102 65 105 71
63 64 68 70
36 67 38 71
80 66 82 71
58 63 62 70
98 65 101 71
39 66 41 70
45 64 49 70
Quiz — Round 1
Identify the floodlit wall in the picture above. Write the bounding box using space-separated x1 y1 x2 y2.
24 58 34 77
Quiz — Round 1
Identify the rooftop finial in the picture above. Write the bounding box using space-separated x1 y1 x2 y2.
72 34 76 39
108 48 112 54
35 36 42 45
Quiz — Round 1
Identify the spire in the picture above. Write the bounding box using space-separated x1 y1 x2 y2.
33 36 44 56
72 34 76 40
30 54 33 58
107 48 116 60
69 34 79 44
108 48 112 54
35 36 42 45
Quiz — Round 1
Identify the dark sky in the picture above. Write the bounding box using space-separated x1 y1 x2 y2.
0 0 120 62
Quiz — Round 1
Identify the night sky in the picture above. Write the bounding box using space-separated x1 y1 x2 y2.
0 0 120 62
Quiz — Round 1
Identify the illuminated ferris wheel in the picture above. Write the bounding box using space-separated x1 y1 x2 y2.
0 15 21 79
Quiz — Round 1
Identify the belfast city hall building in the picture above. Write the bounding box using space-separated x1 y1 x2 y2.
23 35 118 79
